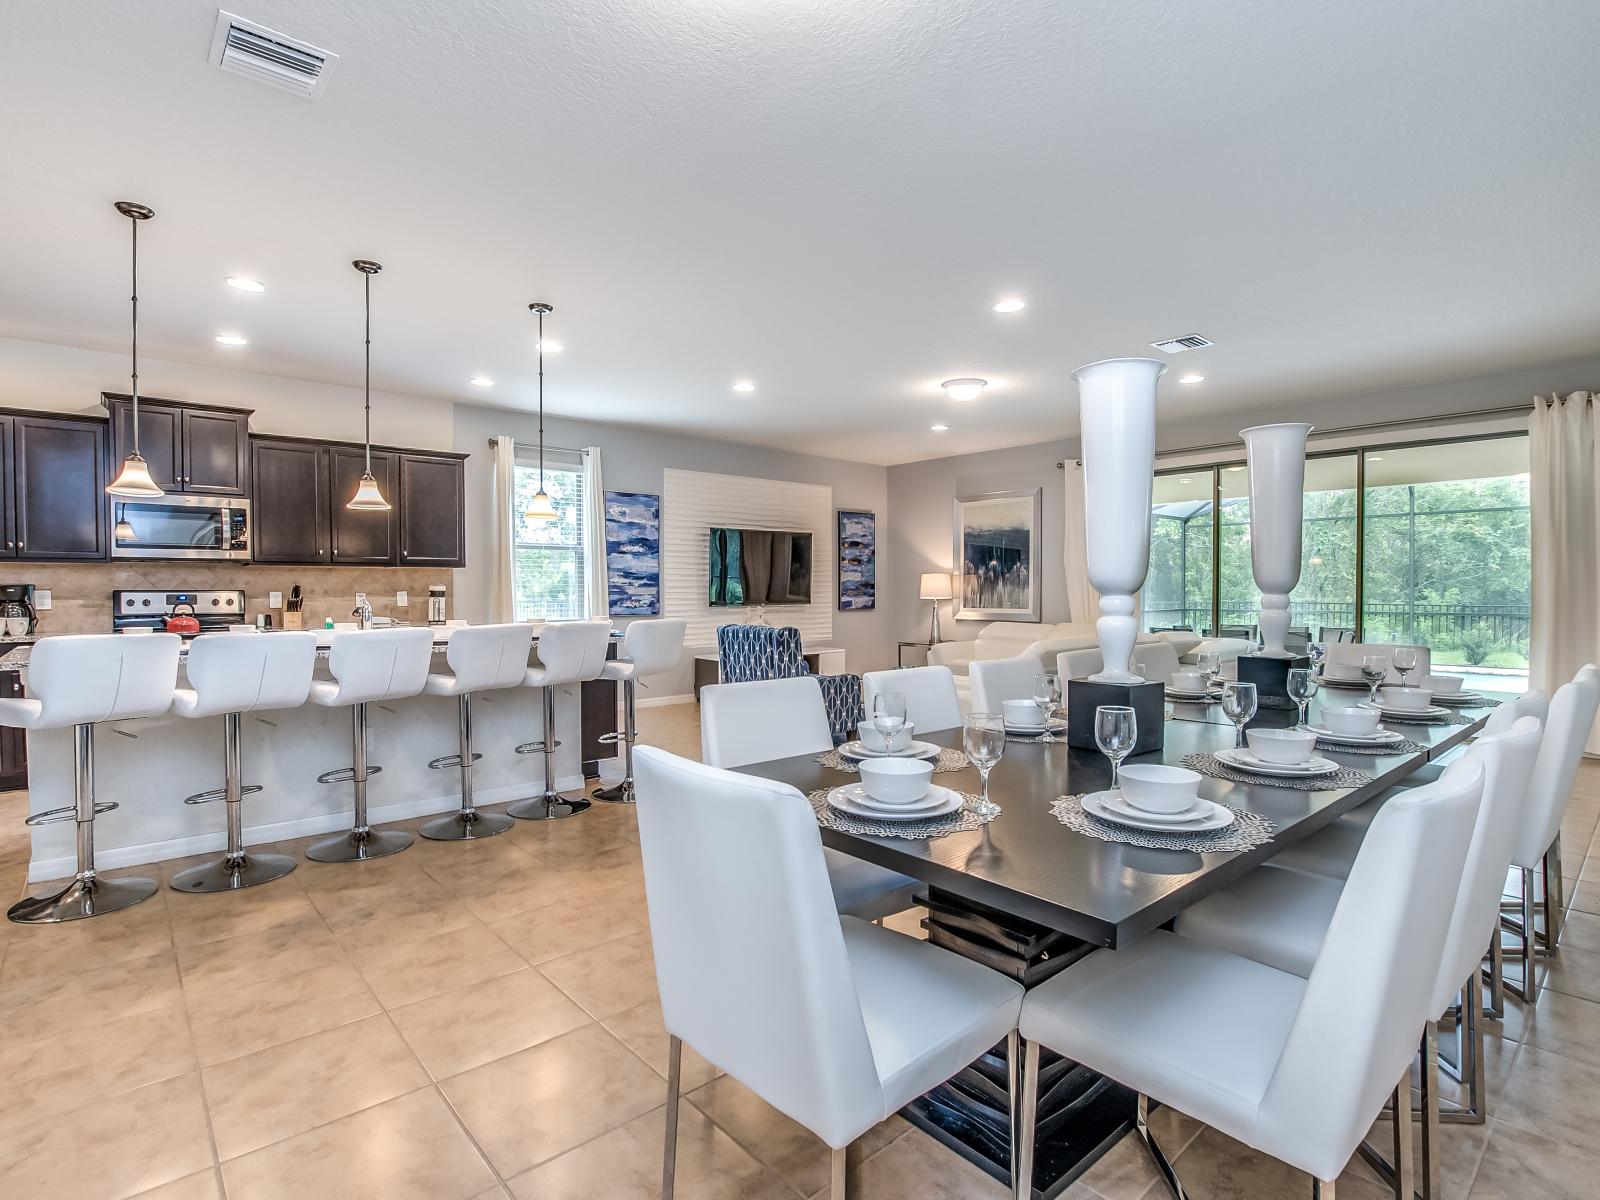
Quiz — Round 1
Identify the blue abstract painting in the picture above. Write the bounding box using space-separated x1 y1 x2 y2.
837 510 876 611
605 491 661 615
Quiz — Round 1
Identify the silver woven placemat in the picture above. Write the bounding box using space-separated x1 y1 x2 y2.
1380 710 1476 726
1435 695 1502 708
1051 794 1275 853
1312 735 1428 756
814 747 970 774
1006 730 1065 745
1181 752 1373 791
807 788 1000 839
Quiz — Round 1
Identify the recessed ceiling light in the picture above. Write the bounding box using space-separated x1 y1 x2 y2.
1369 455 1384 462
942 378 987 402
536 340 562 353
225 276 265 293
1178 374 1205 384
732 380 756 393
992 297 1026 314
214 334 248 346
931 424 949 432
470 376 494 387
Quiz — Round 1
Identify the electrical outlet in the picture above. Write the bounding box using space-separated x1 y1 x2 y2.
35 590 51 610
269 591 283 609
395 591 408 607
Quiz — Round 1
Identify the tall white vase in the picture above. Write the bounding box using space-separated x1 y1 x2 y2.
1241 422 1314 658
1074 357 1166 684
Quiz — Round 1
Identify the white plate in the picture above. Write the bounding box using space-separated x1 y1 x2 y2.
1304 725 1404 746
827 781 945 811
837 739 942 763
1432 693 1485 706
1165 687 1222 701
1316 672 1371 687
1004 718 1067 737
1360 702 1451 720
827 784 964 822
1081 790 1235 832
1097 790 1212 826
1215 748 1341 777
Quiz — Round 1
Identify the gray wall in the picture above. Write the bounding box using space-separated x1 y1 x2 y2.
451 404 891 698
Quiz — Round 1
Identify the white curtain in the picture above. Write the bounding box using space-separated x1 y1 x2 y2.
583 446 609 619
489 434 517 622
1062 461 1100 624
1529 392 1600 750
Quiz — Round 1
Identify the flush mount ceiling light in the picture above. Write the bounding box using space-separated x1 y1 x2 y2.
1178 374 1205 384
470 376 494 387
992 298 1026 313
214 333 248 346
346 259 391 511
732 380 756 393
106 201 164 498
931 424 950 432
524 302 558 521
942 378 987 402
225 276 265 293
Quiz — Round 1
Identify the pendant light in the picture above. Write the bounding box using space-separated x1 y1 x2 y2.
113 504 135 542
524 301 557 520
346 259 391 511
106 201 165 497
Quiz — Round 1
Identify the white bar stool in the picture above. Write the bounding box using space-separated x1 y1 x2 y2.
419 622 535 840
1 633 180 923
307 627 435 862
169 630 318 892
594 618 686 804
511 617 613 820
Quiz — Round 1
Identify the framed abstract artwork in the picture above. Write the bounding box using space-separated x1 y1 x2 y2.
953 488 1042 622
604 491 661 615
837 509 876 611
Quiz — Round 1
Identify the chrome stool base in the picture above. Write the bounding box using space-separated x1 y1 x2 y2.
508 793 592 821
7 873 159 924
306 828 414 863
421 809 514 840
592 779 635 804
170 851 299 893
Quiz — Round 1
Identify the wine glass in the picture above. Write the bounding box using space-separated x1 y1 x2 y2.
1221 681 1258 748
1196 650 1222 690
963 713 1006 806
1306 641 1326 671
1393 647 1418 688
1094 706 1137 791
1033 672 1062 723
1286 667 1317 729
1360 654 1389 705
872 691 907 750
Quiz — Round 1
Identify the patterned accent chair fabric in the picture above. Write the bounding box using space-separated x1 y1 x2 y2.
715 624 863 744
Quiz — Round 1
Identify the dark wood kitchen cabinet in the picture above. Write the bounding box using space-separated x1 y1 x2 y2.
398 453 466 567
250 437 331 564
0 657 26 789
106 395 250 496
328 445 398 565
5 413 108 560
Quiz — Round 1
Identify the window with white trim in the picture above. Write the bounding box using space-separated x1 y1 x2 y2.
513 450 590 621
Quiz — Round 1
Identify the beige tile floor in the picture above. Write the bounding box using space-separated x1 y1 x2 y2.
2 704 1599 1200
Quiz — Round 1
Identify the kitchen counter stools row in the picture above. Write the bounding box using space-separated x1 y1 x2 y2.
0 617 686 924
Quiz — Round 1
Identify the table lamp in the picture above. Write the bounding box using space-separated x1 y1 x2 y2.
920 572 954 645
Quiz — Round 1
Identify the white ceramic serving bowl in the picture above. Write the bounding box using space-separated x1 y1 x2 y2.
1117 764 1203 815
1170 671 1208 693
1422 674 1463 695
1380 686 1433 712
1002 699 1047 729
859 721 914 754
856 757 934 805
1323 706 1382 736
1246 727 1318 765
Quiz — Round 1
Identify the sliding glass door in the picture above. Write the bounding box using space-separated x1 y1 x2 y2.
1145 473 1214 633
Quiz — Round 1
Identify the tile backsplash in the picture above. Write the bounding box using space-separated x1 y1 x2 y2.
8 563 454 634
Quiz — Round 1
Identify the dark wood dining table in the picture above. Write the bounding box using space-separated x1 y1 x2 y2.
733 685 1506 1199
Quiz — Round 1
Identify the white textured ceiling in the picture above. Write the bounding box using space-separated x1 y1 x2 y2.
1 1 1597 466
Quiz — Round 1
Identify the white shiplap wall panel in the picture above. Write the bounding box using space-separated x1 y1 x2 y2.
662 468 834 648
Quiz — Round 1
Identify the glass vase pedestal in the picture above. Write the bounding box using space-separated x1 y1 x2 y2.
1237 653 1311 710
1065 678 1165 755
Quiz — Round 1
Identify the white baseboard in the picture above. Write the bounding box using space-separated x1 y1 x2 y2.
636 693 695 709
25 774 589 883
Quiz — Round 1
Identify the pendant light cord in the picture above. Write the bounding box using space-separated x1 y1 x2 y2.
129 212 141 457
536 308 546 493
364 268 372 476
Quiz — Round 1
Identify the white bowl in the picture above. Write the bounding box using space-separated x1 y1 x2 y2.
1246 727 1318 765
1322 706 1381 735
1170 671 1208 693
1002 699 1047 729
1117 764 1203 815
1422 674 1463 695
1379 686 1433 712
859 721 914 754
857 757 934 805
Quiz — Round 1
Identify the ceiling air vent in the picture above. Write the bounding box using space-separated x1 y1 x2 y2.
1150 334 1213 354
208 11 338 98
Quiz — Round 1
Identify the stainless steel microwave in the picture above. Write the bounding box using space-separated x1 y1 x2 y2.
110 495 251 560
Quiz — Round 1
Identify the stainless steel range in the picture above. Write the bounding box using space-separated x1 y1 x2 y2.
112 589 247 636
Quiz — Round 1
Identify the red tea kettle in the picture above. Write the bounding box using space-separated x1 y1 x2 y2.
164 602 201 635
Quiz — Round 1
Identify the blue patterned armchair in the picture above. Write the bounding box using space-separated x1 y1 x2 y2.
715 624 863 744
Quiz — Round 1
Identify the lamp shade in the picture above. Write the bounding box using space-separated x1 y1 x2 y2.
525 487 557 521
346 472 391 511
107 452 164 498
919 572 954 600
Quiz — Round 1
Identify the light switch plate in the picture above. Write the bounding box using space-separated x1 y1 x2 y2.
35 590 51 610
269 591 283 609
395 591 408 607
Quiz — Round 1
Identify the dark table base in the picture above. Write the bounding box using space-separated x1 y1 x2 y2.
902 888 1136 1198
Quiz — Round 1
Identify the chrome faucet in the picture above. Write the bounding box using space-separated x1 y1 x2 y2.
352 592 373 630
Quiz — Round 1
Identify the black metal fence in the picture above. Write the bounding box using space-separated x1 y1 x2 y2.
1143 601 1530 659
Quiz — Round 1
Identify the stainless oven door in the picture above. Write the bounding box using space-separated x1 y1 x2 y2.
111 497 251 560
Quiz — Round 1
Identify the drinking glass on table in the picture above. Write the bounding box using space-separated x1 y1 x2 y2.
1094 705 1137 791
1306 641 1326 671
1392 647 1418 688
871 691 907 746
1196 651 1222 690
1286 667 1317 729
1221 681 1258 748
963 713 1006 806
1360 655 1389 705
1033 672 1062 723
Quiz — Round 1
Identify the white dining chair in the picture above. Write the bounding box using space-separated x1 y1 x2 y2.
1013 761 1485 1200
700 677 919 922
969 655 1045 716
1056 647 1101 680
861 665 963 734
1174 720 1540 1198
1321 641 1432 686
632 746 1024 1200
1055 643 1181 686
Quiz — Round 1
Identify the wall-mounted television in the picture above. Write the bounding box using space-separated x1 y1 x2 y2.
708 527 813 606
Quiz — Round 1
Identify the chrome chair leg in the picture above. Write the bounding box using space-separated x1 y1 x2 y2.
1482 934 1505 1019
1013 1038 1041 1200
1542 837 1564 952
1389 1073 1415 1200
1134 1092 1190 1200
171 712 297 891
422 694 513 840
1006 1030 1022 1192
594 676 638 803
1419 1024 1442 1199
307 703 414 862
831 1144 848 1198
1313 1181 1338 1199
510 687 592 820
8 723 158 922
662 1034 682 1200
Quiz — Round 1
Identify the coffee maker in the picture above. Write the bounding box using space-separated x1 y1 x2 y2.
426 584 447 626
0 584 38 638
